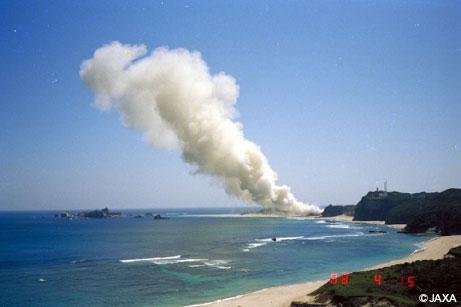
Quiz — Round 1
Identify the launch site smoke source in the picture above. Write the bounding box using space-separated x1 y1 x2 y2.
80 41 322 215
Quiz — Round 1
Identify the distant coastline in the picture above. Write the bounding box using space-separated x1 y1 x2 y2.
184 213 407 230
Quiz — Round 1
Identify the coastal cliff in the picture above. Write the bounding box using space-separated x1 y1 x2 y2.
321 205 355 217
353 188 461 235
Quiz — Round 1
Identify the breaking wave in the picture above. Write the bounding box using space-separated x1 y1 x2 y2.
326 223 350 229
120 255 230 269
153 258 208 265
203 260 231 269
325 223 363 230
185 294 244 306
244 236 304 251
410 243 426 255
244 232 367 250
188 264 206 268
120 255 181 263
304 232 364 240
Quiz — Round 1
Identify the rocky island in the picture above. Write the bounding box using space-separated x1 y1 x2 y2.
55 207 122 219
55 208 166 220
133 212 166 219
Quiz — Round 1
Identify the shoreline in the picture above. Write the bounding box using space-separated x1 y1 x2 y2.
313 214 407 230
198 234 461 307
180 213 290 218
185 213 407 230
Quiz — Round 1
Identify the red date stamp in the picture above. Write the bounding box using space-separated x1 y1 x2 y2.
330 273 415 287
330 273 349 285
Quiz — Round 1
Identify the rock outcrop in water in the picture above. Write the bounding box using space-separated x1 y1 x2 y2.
55 211 71 218
55 208 168 220
78 207 123 218
55 208 122 219
145 213 163 219
133 213 167 219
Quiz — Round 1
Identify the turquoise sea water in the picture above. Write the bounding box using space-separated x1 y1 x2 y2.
0 208 430 306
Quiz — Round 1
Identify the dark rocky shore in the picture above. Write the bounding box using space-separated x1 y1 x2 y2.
321 188 461 236
354 188 461 235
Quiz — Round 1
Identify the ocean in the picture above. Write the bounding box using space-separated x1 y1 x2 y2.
0 208 430 307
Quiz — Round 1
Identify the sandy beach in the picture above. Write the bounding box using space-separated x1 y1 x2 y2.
203 235 461 307
315 214 407 230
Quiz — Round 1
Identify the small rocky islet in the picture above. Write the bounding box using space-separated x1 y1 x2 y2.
55 207 165 220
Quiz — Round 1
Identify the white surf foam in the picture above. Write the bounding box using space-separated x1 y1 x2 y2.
203 260 231 269
245 236 304 250
326 223 351 229
304 232 364 240
256 236 304 243
185 294 244 306
120 254 234 271
153 258 208 265
120 255 181 263
121 255 232 269
286 217 312 220
188 264 206 268
273 236 304 242
315 220 327 224
326 223 363 230
248 242 267 248
410 244 427 255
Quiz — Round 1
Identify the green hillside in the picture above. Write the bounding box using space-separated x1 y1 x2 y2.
292 246 461 306
353 188 461 235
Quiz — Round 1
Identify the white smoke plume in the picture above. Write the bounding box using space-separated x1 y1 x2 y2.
79 41 322 215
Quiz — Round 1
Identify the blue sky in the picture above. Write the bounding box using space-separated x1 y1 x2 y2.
1 1 460 210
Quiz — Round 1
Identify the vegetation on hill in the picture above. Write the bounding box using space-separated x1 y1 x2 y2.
403 196 461 235
321 205 355 217
447 245 461 257
292 246 461 306
353 188 461 235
